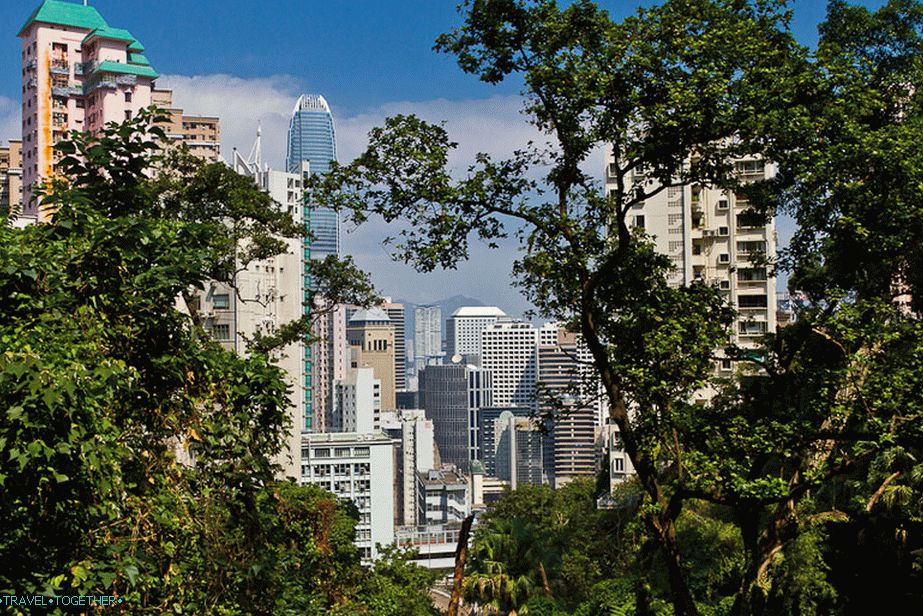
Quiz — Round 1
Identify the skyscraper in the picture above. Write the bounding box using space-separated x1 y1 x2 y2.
414 305 442 367
445 306 507 360
286 93 340 258
20 0 159 218
382 300 407 392
346 308 396 412
481 319 539 411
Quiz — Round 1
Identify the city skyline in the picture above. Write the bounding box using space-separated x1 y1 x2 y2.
0 0 886 315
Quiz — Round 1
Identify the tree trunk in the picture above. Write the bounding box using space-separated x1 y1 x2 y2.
538 561 552 597
650 514 700 616
447 513 475 616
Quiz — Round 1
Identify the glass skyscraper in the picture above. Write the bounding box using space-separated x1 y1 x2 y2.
287 94 340 433
286 94 340 259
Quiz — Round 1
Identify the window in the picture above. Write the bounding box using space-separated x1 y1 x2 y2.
212 324 230 340
718 226 729 236
738 295 768 308
334 447 351 457
736 212 763 229
739 321 769 335
719 280 730 290
353 447 370 458
124 91 132 102
717 199 729 210
315 448 330 458
738 268 768 282
212 293 230 309
718 253 730 264
124 110 132 121
613 457 625 472
720 358 733 371
634 215 645 229
737 240 766 254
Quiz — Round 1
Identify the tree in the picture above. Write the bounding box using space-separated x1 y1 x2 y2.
310 0 923 613
0 111 435 614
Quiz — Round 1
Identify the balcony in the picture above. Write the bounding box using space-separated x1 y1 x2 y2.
25 59 37 71
26 77 37 89
49 60 69 75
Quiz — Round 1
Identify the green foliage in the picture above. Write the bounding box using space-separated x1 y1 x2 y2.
0 110 431 614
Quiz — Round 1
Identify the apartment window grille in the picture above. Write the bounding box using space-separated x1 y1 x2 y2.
212 324 230 340
212 293 230 309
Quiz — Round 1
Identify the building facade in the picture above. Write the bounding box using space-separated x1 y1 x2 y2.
445 306 507 359
604 152 778 370
538 324 604 488
382 300 407 392
150 88 220 162
417 468 470 525
481 319 539 411
301 432 395 561
332 367 380 434
346 307 396 412
19 0 158 218
0 140 23 220
414 304 443 368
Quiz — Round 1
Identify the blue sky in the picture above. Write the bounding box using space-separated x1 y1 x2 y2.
0 0 887 316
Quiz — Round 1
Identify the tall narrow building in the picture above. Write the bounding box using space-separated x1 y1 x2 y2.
481 319 539 411
286 94 341 431
19 0 158 219
382 300 407 392
414 305 443 368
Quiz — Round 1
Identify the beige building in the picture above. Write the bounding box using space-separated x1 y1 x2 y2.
347 307 397 412
0 140 23 220
152 88 221 163
604 152 778 371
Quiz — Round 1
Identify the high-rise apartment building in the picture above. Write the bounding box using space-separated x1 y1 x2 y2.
311 302 348 432
445 306 507 360
194 144 307 479
0 141 23 220
347 307 396 412
604 153 778 368
414 305 443 367
381 409 435 527
19 0 158 218
301 432 395 561
538 324 604 488
481 319 539 411
150 88 220 162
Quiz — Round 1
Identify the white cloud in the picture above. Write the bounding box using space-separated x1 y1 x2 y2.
162 73 557 316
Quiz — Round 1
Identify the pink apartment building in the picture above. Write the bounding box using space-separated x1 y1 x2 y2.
19 0 157 220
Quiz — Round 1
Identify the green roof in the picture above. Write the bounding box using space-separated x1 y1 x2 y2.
128 40 145 52
127 53 150 66
94 61 158 79
19 0 107 37
82 26 136 45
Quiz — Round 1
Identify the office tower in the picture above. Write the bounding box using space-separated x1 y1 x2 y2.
150 88 220 162
481 319 539 411
382 300 407 391
445 306 507 359
347 307 396 411
0 141 23 220
414 305 443 367
194 138 306 479
484 410 544 488
19 0 158 218
419 362 492 473
604 152 778 369
301 432 395 561
538 324 604 488
332 367 380 433
381 409 435 526
286 93 339 258
477 407 532 478
417 468 470 525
